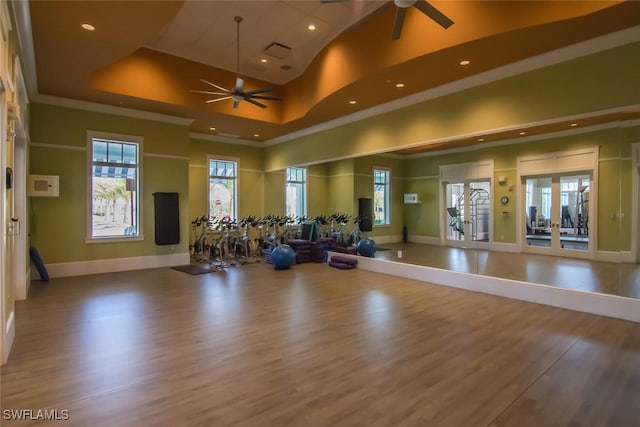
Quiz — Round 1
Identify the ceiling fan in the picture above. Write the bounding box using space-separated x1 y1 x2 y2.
391 0 454 40
191 16 280 109
321 0 453 40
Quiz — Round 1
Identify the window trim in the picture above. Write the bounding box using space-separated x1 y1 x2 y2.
207 155 239 220
285 166 308 218
373 166 391 227
86 130 144 243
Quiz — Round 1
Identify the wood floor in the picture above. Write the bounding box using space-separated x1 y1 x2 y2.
2 262 640 426
373 243 640 299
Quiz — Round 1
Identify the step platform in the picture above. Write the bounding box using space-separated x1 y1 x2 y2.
328 255 358 270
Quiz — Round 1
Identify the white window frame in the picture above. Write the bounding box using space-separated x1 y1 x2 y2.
285 167 307 218
207 155 239 220
373 167 391 226
86 131 143 243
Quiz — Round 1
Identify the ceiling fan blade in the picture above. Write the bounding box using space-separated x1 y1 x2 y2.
200 79 231 93
205 96 232 104
190 90 230 96
244 87 276 96
391 7 407 40
250 95 281 101
244 98 267 109
235 77 244 94
414 0 454 29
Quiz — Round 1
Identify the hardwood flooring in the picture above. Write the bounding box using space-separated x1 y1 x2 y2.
2 262 640 426
373 243 640 299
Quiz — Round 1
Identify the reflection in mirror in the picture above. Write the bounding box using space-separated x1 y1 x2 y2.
321 142 638 300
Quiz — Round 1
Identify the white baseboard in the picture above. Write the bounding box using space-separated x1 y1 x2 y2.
490 242 520 253
596 251 635 263
14 268 31 301
330 251 640 324
371 235 403 244
34 253 191 279
3 311 15 364
408 235 441 245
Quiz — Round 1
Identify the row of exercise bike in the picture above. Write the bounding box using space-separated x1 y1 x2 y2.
189 213 365 270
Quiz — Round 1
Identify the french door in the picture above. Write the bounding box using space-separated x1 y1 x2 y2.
523 173 592 257
445 180 491 247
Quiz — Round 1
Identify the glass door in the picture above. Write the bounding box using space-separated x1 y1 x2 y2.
523 174 591 256
445 180 491 247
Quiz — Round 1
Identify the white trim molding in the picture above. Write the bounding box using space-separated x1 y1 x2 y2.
3 311 15 364
32 253 190 279
408 235 441 245
35 94 194 126
371 235 403 245
595 251 635 264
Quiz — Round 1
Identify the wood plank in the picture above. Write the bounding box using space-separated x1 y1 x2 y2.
2 263 639 426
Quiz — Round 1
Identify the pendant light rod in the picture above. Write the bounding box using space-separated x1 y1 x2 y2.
234 16 242 76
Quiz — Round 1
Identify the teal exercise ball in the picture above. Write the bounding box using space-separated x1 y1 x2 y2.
271 244 296 269
357 238 376 257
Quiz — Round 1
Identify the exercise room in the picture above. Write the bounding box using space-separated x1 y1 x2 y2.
2 1 640 425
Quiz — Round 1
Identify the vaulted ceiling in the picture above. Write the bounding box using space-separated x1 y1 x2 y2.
24 1 640 153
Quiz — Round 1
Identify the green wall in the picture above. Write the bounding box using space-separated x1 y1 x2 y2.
27 40 638 267
263 42 640 171
29 103 190 264
307 163 329 218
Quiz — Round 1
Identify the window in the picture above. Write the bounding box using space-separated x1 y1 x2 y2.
373 168 390 225
286 167 307 218
208 158 237 220
88 132 141 239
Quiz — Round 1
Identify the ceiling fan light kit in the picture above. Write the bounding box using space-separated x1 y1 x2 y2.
191 16 281 109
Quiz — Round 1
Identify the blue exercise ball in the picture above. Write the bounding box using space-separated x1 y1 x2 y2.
357 238 376 257
271 244 296 270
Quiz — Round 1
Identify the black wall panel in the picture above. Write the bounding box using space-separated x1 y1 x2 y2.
358 197 373 232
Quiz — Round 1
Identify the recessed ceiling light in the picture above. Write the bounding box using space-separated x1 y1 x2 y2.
210 127 216 131
349 100 357 104
519 131 527 135
82 23 95 31
254 134 260 137
260 58 268 63
478 138 484 142
395 83 405 88
459 60 470 66
308 24 316 31
570 122 578 127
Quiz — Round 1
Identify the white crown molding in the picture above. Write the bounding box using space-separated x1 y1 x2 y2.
33 94 194 126
188 131 262 147
266 25 640 146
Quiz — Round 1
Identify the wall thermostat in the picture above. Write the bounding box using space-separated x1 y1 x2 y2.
500 196 509 205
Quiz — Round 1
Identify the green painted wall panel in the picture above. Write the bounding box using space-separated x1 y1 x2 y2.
188 164 207 220
239 170 264 217
403 178 440 237
264 171 285 215
308 170 329 218
264 42 640 171
29 104 190 264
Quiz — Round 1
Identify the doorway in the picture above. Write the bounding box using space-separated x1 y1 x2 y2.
523 173 592 257
444 180 491 247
